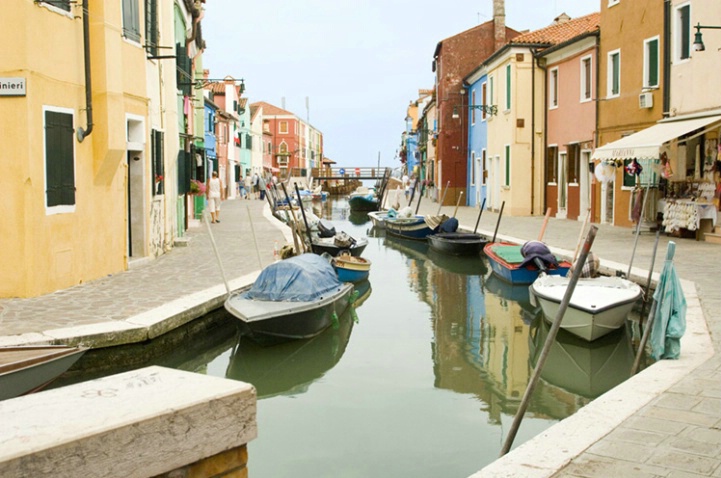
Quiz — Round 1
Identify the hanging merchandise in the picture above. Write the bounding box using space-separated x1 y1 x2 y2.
594 161 615 183
625 158 643 176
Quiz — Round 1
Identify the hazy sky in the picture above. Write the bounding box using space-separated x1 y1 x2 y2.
203 0 600 169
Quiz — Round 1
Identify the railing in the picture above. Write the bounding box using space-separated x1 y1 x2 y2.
311 167 392 180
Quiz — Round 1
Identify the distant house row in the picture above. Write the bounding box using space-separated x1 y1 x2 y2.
2 0 321 298
402 0 721 232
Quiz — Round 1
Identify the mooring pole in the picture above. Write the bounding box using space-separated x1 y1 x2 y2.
491 201 505 243
500 225 598 456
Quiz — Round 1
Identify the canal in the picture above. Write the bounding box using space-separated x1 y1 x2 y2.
56 198 638 478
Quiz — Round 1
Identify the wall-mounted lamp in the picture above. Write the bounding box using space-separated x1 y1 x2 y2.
693 22 721 52
452 104 498 119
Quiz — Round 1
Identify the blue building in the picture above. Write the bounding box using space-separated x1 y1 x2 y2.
464 71 489 208
204 97 218 175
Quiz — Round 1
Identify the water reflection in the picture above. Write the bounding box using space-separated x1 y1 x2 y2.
348 210 371 225
528 317 634 399
427 248 488 276
226 308 356 399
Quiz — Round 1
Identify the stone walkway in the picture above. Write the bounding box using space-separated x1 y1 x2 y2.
1 195 719 477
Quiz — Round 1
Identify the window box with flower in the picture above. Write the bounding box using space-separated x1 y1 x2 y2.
155 175 164 195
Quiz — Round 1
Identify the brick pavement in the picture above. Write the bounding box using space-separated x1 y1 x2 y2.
1 195 719 477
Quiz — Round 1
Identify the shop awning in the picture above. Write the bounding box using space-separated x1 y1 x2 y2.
592 114 721 161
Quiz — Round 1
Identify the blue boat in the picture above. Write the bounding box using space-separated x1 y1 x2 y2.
332 254 371 283
483 242 572 285
384 215 443 241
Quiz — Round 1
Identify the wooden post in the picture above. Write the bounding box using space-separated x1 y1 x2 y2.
491 201 505 243
537 207 552 241
452 191 464 217
473 198 486 234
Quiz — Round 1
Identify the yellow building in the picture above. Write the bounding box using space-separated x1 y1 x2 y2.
0 0 181 297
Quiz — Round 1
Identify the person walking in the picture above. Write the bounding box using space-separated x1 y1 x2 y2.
207 171 223 223
244 173 252 200
251 172 260 199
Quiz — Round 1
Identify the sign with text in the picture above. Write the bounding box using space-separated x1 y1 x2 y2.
0 77 26 96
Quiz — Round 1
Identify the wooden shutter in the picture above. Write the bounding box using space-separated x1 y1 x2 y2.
648 39 659 87
122 0 141 42
546 146 558 183
45 111 75 207
151 130 164 194
145 0 158 57
567 144 580 184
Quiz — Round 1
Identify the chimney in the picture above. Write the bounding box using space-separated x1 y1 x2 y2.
493 0 506 51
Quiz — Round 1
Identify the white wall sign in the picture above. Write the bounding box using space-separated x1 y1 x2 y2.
0 77 26 96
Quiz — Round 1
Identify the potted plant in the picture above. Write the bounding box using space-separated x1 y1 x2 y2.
190 179 206 196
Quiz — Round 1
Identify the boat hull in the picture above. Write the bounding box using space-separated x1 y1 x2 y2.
348 196 379 212
367 211 388 230
332 256 371 283
225 283 355 343
0 346 87 400
484 242 571 285
385 216 435 241
531 275 642 341
311 237 368 257
427 232 488 256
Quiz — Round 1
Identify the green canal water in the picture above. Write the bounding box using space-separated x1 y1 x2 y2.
56 198 639 478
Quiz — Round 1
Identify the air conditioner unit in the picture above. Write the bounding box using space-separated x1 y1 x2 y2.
639 92 653 109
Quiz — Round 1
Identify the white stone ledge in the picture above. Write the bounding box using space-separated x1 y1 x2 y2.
0 366 257 478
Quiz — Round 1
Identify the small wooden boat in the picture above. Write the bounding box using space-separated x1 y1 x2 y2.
0 345 88 401
367 210 389 230
483 242 571 285
225 254 355 343
384 214 447 241
332 253 371 283
427 232 489 256
530 274 642 341
348 187 379 212
311 234 368 257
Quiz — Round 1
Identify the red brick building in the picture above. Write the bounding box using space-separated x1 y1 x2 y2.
433 0 521 205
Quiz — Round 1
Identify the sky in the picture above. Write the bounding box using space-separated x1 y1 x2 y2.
203 0 600 169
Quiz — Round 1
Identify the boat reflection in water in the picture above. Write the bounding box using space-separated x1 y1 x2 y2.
528 316 634 400
226 306 357 399
484 272 541 325
348 210 371 226
427 248 488 276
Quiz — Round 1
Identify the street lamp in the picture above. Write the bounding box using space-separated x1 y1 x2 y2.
452 104 499 119
693 22 721 52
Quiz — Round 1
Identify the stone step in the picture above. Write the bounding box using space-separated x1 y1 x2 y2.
704 232 721 245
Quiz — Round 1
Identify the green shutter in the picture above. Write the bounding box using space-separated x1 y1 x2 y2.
612 54 620 95
505 65 511 110
648 39 659 87
680 6 690 59
505 145 510 187
145 0 158 57
152 130 164 194
45 111 75 207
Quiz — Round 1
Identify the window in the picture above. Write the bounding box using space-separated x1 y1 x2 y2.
471 90 477 124
245 133 252 150
644 37 660 88
144 0 158 57
676 4 691 61
546 146 558 183
567 143 580 184
279 121 288 134
44 108 75 210
505 64 512 110
481 82 488 120
481 149 487 185
580 55 592 102
549 67 559 108
40 0 71 12
504 145 511 187
471 151 476 186
122 0 141 42
489 76 494 108
607 49 621 98
151 130 164 195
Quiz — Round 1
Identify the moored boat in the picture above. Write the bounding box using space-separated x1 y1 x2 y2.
0 345 88 401
311 234 368 257
348 187 379 212
332 253 371 283
367 210 389 230
427 232 489 256
530 274 642 341
224 254 355 343
483 241 571 285
384 214 447 241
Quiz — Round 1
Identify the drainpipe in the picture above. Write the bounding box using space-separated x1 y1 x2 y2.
77 0 93 142
663 0 671 116
532 49 548 216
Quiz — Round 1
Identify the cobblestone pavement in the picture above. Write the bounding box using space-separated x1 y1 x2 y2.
1 194 719 477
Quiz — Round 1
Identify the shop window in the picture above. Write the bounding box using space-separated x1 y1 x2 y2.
44 109 76 211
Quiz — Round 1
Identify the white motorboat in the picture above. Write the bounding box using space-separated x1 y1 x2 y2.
530 274 642 341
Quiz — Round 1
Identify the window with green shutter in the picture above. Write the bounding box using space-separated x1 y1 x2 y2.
677 5 690 60
645 37 659 88
151 130 164 195
505 64 511 110
505 145 510 187
45 110 75 208
608 50 620 97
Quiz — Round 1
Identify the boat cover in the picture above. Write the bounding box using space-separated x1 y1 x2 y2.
439 217 459 233
245 254 342 302
519 240 559 268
